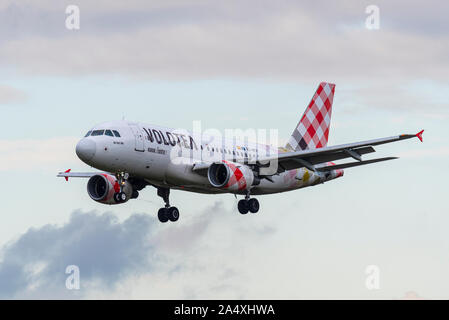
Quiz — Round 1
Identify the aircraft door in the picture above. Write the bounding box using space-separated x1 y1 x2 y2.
129 124 145 152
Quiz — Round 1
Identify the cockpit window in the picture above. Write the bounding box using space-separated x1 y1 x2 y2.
105 130 113 137
112 130 121 137
91 130 105 136
84 131 92 137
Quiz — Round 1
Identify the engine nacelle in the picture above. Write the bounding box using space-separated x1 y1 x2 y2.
87 174 132 205
207 160 254 191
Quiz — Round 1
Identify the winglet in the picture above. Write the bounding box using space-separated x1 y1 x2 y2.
416 130 424 142
64 169 71 181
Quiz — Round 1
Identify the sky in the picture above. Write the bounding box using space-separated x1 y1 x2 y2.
0 0 448 299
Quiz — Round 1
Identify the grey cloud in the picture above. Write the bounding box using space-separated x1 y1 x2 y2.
0 210 156 298
0 0 447 82
0 1 216 41
378 1 449 36
0 3 66 44
0 200 275 298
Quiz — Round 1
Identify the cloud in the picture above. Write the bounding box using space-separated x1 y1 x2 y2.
0 201 276 299
1 0 447 117
0 0 448 82
0 85 28 104
0 210 156 298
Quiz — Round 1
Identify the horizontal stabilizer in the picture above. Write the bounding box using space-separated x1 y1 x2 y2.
317 157 398 172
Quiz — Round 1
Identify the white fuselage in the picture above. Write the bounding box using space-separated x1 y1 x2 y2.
76 120 342 195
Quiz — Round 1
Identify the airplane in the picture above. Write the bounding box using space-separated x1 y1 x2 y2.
58 82 424 223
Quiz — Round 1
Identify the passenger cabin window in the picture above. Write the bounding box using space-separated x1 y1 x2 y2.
105 130 114 137
84 131 92 137
91 130 105 136
112 130 121 137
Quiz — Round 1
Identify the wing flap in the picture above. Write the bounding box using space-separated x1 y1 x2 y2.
277 146 376 171
316 157 398 172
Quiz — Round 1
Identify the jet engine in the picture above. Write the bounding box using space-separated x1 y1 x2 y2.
207 161 255 191
86 174 133 204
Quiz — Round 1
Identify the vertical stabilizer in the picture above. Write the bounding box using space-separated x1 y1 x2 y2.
286 82 335 151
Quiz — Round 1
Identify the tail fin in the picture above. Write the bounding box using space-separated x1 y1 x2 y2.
285 82 335 151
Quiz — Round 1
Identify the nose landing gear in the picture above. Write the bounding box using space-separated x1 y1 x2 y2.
113 171 129 203
113 191 127 203
157 187 180 223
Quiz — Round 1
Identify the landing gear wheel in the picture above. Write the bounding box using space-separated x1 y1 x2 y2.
131 190 139 199
248 198 259 213
168 207 180 222
158 208 169 223
156 187 180 223
113 192 126 203
238 200 249 214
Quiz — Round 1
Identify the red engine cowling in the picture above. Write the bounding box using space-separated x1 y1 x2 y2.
207 160 254 191
87 174 132 205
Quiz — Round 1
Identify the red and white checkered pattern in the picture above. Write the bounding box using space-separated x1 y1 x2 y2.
286 82 335 151
327 162 344 178
223 160 248 191
103 173 120 201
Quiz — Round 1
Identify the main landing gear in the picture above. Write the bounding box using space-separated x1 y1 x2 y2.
238 192 260 214
157 187 179 223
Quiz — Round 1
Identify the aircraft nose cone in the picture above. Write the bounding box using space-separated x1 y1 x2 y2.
76 139 96 162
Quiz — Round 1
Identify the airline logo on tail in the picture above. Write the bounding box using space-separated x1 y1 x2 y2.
286 82 335 151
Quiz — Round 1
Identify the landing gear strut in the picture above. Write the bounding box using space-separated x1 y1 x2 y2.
113 171 129 203
157 187 180 223
238 192 260 214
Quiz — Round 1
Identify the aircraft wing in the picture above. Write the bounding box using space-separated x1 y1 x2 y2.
57 169 101 181
260 130 424 174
